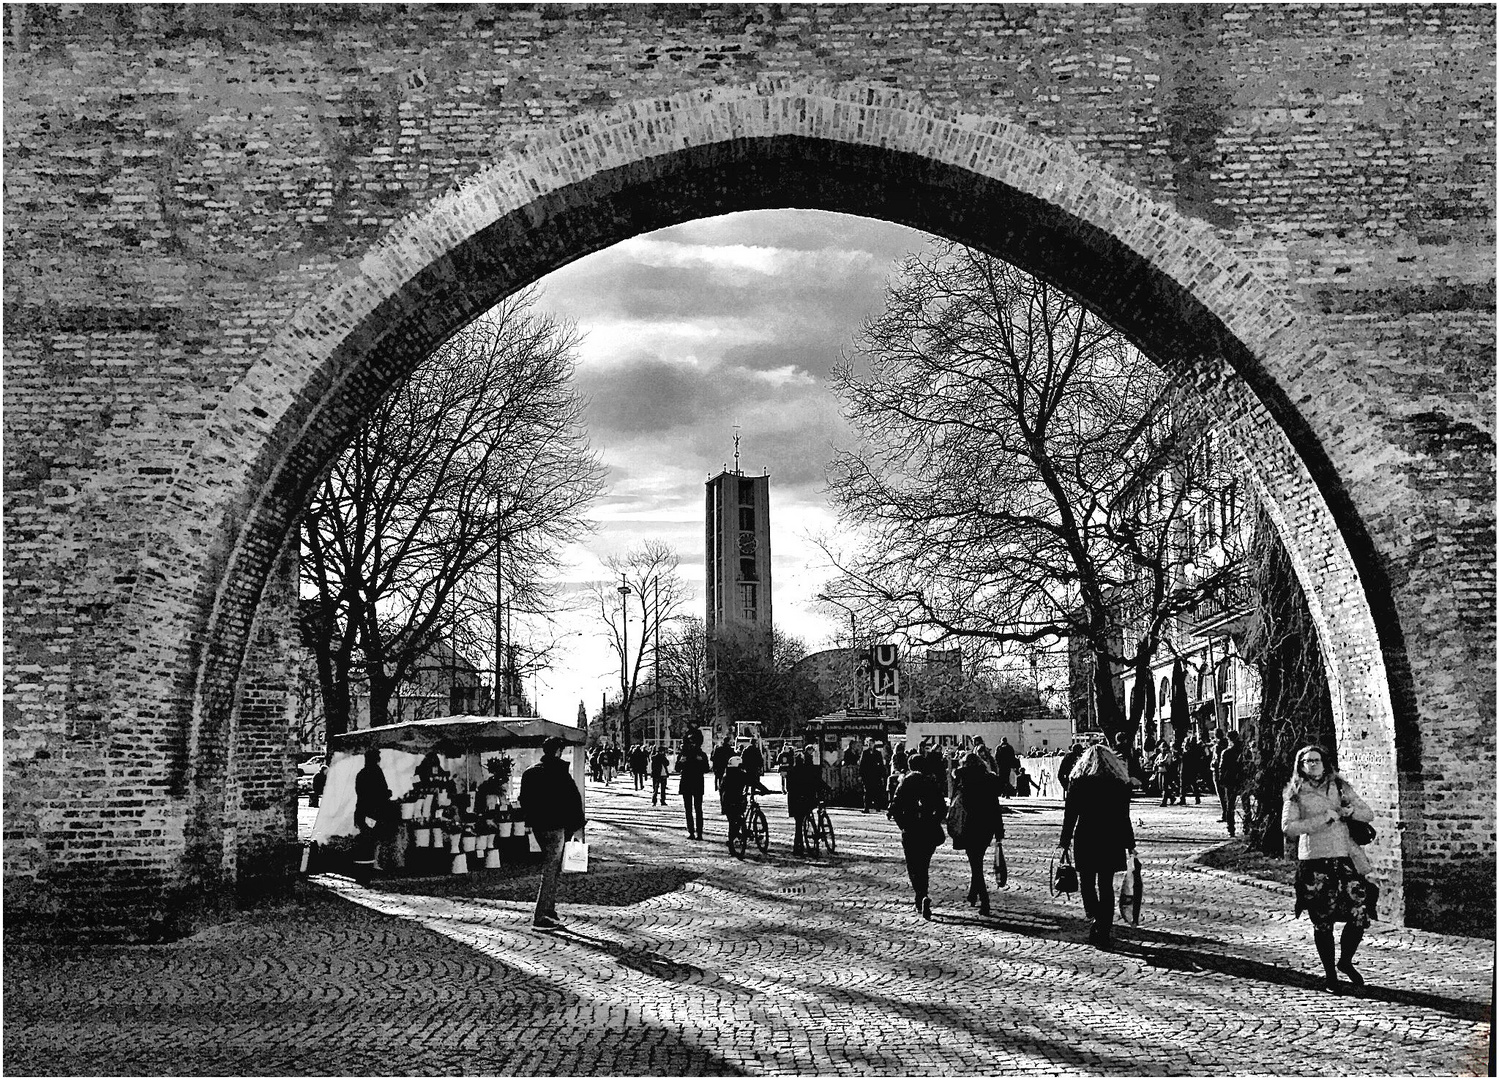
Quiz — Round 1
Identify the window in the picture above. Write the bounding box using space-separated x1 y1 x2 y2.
739 506 756 531
739 478 755 504
740 557 758 582
738 583 757 621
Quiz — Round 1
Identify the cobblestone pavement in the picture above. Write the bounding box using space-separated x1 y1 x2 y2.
6 779 1491 1075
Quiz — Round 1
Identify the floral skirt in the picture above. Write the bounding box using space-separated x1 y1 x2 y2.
1295 856 1372 930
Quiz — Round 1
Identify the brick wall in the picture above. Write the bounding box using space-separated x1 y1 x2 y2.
2 4 1491 936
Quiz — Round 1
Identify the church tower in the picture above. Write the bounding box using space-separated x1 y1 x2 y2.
705 436 773 709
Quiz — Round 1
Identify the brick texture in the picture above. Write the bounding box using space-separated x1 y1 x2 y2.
2 4 1492 937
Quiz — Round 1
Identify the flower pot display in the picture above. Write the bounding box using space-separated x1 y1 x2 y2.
414 828 432 848
497 821 513 839
461 834 477 853
400 801 417 820
450 853 468 875
484 848 502 869
448 833 462 854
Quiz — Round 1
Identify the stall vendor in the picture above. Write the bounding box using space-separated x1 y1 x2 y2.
475 756 512 825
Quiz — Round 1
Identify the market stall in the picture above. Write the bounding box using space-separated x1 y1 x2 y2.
311 715 587 875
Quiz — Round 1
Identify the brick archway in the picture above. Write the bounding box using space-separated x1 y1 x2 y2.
157 84 1414 918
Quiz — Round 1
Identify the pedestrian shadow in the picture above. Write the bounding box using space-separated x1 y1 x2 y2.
936 909 1489 1023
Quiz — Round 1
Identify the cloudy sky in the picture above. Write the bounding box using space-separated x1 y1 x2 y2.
528 209 931 724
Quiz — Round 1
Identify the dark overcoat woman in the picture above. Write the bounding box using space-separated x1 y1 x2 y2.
1060 771 1135 873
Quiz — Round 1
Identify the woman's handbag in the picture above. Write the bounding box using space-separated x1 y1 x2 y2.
1346 817 1376 846
992 839 1008 889
1050 850 1078 897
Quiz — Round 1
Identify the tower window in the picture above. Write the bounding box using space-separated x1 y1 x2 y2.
740 557 758 581
739 506 756 531
739 478 755 503
738 583 757 621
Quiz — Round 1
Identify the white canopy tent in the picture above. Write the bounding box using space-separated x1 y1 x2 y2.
311 715 587 844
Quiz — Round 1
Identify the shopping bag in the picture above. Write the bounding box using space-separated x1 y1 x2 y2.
1117 852 1143 925
992 840 1008 889
562 839 589 874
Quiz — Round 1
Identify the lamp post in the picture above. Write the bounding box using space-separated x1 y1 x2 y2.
617 572 632 745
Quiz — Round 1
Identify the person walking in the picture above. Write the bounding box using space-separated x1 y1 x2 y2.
858 740 887 813
786 745 830 855
353 747 394 878
1281 744 1375 993
741 738 765 783
309 761 328 809
518 736 586 932
993 737 1019 797
1153 741 1178 806
676 731 711 840
628 743 648 790
889 751 948 920
649 744 671 806
952 752 1005 916
711 736 734 792
1213 730 1244 836
1057 739 1084 794
1059 744 1136 949
719 754 771 851
1179 734 1207 805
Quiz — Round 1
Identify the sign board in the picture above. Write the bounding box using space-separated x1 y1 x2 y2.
872 694 899 710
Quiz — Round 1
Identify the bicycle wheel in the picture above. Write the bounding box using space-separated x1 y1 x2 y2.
816 808 836 854
729 819 747 859
751 806 770 854
803 814 820 857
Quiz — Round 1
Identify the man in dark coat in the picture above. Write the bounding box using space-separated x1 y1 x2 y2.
858 741 887 813
710 736 734 791
677 731 712 840
1059 745 1137 949
1057 740 1084 794
519 736 586 931
786 746 830 855
889 752 948 920
353 747 393 876
994 737 1019 796
741 738 764 781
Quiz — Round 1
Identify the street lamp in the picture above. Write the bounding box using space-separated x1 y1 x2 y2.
617 573 632 744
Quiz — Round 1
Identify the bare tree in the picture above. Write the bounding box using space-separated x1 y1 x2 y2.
588 540 688 747
301 289 605 738
658 615 715 737
823 241 1242 746
713 627 822 740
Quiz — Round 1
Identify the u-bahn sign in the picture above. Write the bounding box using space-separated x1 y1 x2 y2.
869 644 900 697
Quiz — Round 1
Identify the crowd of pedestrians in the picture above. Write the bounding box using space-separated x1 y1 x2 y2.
561 726 1377 996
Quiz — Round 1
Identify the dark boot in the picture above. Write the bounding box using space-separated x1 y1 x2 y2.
1314 927 1339 992
1338 924 1366 988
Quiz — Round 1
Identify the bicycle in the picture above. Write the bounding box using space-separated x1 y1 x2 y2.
729 787 770 859
804 798 836 857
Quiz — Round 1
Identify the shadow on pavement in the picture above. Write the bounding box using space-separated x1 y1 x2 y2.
936 908 1489 1023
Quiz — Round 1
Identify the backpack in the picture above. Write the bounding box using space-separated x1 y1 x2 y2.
946 786 969 850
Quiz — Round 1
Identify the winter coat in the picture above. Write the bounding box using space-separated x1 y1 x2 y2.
952 763 1004 851
1282 776 1372 861
650 749 670 779
677 746 711 796
518 756 585 836
890 770 946 847
1060 771 1136 873
719 764 770 815
786 760 829 819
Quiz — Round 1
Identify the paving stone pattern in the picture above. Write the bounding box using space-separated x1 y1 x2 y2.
5 782 1488 1076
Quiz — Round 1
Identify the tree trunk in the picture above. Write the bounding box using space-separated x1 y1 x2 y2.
1091 645 1125 745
